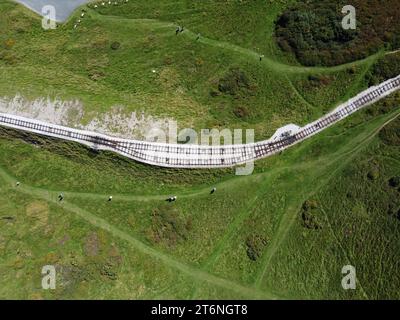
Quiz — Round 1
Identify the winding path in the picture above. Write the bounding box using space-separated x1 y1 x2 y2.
0 75 399 168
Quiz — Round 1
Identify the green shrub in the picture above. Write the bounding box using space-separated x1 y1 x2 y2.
367 169 379 181
4 38 15 49
302 199 318 211
217 67 254 97
388 176 400 188
110 41 121 50
367 53 400 85
275 0 400 66
245 234 268 261
233 106 249 119
100 262 118 280
300 200 322 229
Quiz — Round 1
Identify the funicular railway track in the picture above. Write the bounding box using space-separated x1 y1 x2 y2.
1 75 399 168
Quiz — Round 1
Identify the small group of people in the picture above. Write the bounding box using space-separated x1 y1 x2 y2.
175 26 202 42
167 196 177 202
74 10 86 29
175 26 185 35
166 187 217 203
57 187 216 205
93 0 130 9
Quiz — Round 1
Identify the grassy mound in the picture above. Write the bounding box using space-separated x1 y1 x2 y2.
0 0 381 140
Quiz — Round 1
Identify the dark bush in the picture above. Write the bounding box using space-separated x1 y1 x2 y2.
100 262 118 280
387 203 398 216
300 200 322 229
275 0 400 66
233 106 249 119
110 41 121 50
301 211 322 230
302 199 318 211
367 169 379 181
245 234 268 261
388 176 400 188
209 89 221 97
218 67 253 97
307 74 333 87
367 53 400 85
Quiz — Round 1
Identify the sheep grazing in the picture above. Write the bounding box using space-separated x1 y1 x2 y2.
94 5 98 8
167 196 177 202
102 2 105 5
81 13 85 17
73 24 77 29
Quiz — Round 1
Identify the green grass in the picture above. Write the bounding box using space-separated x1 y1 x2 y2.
0 0 384 138
261 127 400 299
1 95 399 299
0 0 400 300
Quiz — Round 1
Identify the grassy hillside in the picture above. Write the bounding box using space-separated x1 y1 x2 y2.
0 0 400 299
0 0 384 139
1 90 399 299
